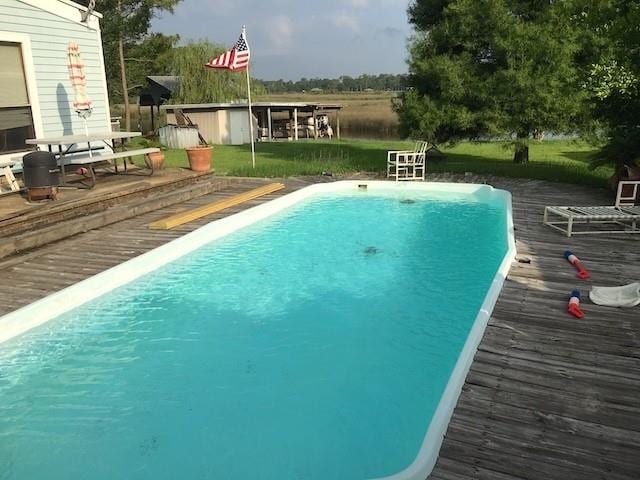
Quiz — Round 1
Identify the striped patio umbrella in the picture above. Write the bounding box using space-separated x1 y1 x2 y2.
68 42 93 159
67 42 93 125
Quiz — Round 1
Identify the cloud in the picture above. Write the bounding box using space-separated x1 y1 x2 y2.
261 15 295 53
193 0 238 15
347 0 407 6
378 26 403 38
333 13 360 33
348 0 408 6
152 0 412 79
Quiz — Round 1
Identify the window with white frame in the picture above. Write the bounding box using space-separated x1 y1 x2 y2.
0 41 36 155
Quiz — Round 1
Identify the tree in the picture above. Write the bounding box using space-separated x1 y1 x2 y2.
124 33 179 93
258 74 409 93
169 40 264 104
79 0 182 131
575 1 640 175
398 0 586 162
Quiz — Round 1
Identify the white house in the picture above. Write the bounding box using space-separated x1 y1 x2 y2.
0 0 110 167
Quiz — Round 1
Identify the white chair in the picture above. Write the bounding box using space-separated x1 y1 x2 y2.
387 141 428 181
0 159 20 194
616 180 640 211
543 180 640 236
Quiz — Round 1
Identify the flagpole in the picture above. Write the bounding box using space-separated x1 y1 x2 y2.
244 26 256 169
246 65 256 169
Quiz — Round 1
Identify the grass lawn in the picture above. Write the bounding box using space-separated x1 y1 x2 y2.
134 139 612 187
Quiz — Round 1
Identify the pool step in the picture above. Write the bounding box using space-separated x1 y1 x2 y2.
148 183 286 230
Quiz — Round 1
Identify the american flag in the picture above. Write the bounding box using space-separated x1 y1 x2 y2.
205 28 250 72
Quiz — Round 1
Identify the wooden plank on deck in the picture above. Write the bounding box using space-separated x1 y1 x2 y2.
147 183 285 230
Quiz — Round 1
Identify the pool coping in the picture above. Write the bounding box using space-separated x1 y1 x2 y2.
0 180 517 480
373 184 517 479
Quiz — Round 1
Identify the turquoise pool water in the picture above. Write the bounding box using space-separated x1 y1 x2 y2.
0 189 508 480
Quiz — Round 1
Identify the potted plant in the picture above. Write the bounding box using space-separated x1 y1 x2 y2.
137 138 166 171
186 144 213 172
145 150 165 171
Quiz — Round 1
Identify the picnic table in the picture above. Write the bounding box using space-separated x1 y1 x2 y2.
25 131 159 188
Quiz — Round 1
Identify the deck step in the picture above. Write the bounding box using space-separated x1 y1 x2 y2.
0 172 217 238
148 183 286 230
0 177 237 260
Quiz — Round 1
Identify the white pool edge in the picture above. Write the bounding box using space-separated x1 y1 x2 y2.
373 186 517 480
0 180 517 480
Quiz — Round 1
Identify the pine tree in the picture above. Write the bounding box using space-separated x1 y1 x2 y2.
398 0 586 162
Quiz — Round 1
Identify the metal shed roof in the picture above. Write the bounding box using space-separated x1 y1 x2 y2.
162 102 342 111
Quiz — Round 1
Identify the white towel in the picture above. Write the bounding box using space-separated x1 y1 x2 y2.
589 283 640 308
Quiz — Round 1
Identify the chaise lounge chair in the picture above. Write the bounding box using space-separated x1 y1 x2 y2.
543 181 640 237
387 141 428 181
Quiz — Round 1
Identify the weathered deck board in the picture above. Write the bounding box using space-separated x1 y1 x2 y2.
0 175 638 479
429 177 640 479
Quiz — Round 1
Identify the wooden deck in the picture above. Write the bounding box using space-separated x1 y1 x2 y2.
430 178 640 480
0 175 639 479
0 167 206 220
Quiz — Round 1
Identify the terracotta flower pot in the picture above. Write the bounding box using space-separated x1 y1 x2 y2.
145 151 165 171
186 146 213 172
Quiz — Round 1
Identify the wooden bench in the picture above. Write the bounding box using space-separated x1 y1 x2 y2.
58 147 161 188
60 147 160 167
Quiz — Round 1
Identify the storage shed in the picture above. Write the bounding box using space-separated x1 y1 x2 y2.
0 0 111 167
163 102 343 145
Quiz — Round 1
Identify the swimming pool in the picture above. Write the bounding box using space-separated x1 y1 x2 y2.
0 181 515 480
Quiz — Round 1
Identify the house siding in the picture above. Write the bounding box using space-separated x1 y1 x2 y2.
0 0 110 138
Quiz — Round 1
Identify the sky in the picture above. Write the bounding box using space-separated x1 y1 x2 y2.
152 0 412 81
